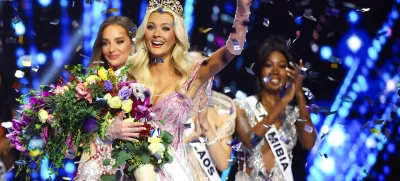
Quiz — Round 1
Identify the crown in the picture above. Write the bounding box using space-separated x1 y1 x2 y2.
146 0 184 18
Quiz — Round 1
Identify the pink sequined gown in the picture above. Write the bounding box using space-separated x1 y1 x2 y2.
151 60 212 180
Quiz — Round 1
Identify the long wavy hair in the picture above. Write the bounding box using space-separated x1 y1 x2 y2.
89 16 137 68
127 8 193 95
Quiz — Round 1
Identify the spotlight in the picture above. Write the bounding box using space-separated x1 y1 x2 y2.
348 11 359 23
320 46 332 60
347 35 362 53
38 0 52 7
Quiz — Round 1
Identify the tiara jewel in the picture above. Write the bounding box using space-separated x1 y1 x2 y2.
146 0 184 18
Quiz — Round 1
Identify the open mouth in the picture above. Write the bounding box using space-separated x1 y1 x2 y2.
151 41 164 47
270 78 280 85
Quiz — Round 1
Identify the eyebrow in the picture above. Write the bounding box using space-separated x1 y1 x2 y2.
102 37 126 41
147 22 173 26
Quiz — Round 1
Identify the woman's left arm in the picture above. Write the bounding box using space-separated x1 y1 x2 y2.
190 0 252 90
287 60 316 150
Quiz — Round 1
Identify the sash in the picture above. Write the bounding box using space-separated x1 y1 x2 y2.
151 123 193 181
189 142 221 181
159 145 194 181
245 96 294 181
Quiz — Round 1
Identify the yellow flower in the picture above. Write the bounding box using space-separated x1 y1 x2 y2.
108 96 122 109
38 109 49 123
86 75 100 84
98 68 108 81
123 118 135 123
62 86 69 92
148 142 165 157
103 93 112 100
121 99 133 113
29 149 41 157
148 137 162 144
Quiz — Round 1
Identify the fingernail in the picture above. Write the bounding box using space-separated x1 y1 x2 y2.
286 67 290 71
143 128 147 130
287 73 290 76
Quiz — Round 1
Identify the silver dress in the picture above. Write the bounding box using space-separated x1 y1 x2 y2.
234 97 299 181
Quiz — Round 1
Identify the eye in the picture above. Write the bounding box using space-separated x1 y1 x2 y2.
162 27 170 31
101 41 108 46
280 65 287 68
117 40 124 44
264 64 272 67
147 25 155 30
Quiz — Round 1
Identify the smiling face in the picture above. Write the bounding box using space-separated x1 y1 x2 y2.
260 51 289 92
144 12 177 59
101 24 133 70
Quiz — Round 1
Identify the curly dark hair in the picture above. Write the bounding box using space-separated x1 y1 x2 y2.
253 35 294 99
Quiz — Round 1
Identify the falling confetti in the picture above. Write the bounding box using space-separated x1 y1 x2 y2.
292 31 300 44
62 177 72 180
50 19 60 25
263 18 270 27
304 124 313 133
72 20 79 28
365 96 373 106
79 54 91 59
327 76 337 81
245 63 255 75
357 8 370 12
15 70 25 78
329 56 342 64
263 74 271 83
288 11 293 17
370 128 380 134
12 16 22 24
107 8 119 13
320 132 329 139
303 87 316 101
303 14 317 21
199 27 213 34
21 55 33 67
18 35 23 44
361 121 370 130
31 65 40 72
15 160 27 165
223 87 231 93
319 152 328 158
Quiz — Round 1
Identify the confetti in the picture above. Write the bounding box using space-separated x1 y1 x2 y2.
18 35 23 44
72 20 79 28
21 55 33 67
263 18 270 27
280 135 290 145
31 65 40 72
327 76 337 81
199 27 213 34
329 56 342 64
292 31 300 44
15 70 25 78
303 87 316 101
286 38 292 49
12 16 22 24
357 8 370 12
1 122 12 129
107 8 119 13
262 0 273 4
327 32 335 38
319 152 328 158
15 160 27 165
343 2 357 9
330 63 338 69
341 95 353 102
361 121 370 129
303 14 317 22
79 54 91 59
373 119 385 125
370 128 380 134
245 63 255 75
223 87 231 93
62 177 72 180
50 19 60 25
304 124 313 133
320 132 328 139
305 162 308 168
263 74 271 83
288 11 293 17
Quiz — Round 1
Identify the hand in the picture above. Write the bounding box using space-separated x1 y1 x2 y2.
106 111 146 142
238 0 252 6
287 59 304 97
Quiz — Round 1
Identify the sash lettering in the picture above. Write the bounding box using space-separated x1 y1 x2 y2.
191 142 221 181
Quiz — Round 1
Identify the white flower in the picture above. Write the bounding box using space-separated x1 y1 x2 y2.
129 83 146 102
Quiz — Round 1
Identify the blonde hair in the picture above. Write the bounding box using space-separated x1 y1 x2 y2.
127 8 193 94
89 16 137 68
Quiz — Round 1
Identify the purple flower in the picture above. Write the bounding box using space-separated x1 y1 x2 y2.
104 80 113 92
82 117 99 133
118 86 132 100
118 80 136 88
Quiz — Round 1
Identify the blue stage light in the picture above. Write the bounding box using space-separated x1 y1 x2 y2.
387 142 396 153
338 107 349 118
348 11 359 23
320 46 332 60
52 49 62 60
344 56 353 67
12 21 26 35
357 75 368 91
327 126 345 147
352 83 361 92
295 16 303 25
225 2 234 14
184 0 194 35
310 114 320 125
368 47 378 60
391 9 399 20
359 105 367 115
39 0 52 7
15 47 25 57
36 53 47 65
60 0 68 7
318 157 336 175
347 35 362 53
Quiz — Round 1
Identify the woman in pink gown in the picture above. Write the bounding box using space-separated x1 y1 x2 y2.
125 0 252 180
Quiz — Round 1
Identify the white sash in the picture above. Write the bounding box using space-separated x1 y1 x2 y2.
245 96 294 181
159 145 194 181
190 142 221 181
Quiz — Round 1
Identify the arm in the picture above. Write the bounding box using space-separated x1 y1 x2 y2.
294 92 316 150
236 98 291 149
190 0 252 88
287 59 316 150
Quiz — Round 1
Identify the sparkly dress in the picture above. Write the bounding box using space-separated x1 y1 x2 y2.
151 60 213 181
234 97 299 181
184 91 236 181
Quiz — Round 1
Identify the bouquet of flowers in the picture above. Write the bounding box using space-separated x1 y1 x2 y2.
101 84 174 181
4 64 174 180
